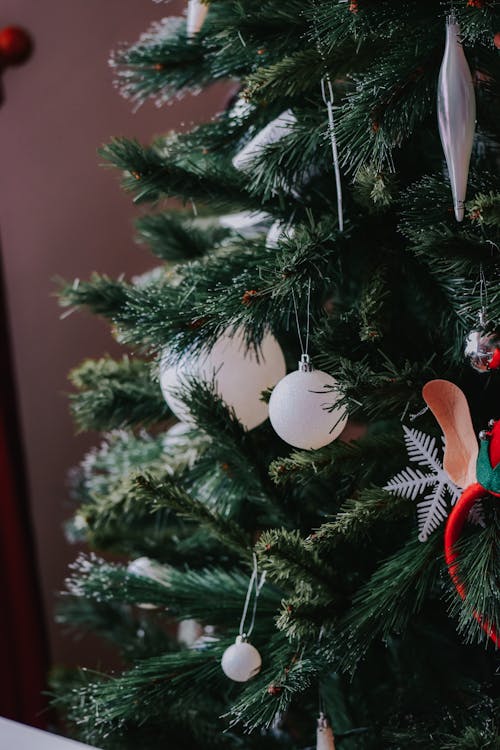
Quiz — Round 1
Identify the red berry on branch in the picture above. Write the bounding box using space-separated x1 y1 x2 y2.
0 26 32 66
242 289 258 305
267 684 282 696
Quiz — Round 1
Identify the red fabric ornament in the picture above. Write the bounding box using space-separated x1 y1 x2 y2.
0 26 32 66
444 483 499 647
444 419 500 646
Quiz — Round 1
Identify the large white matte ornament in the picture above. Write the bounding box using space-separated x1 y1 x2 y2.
160 327 286 431
186 0 208 37
317 714 335 750
232 110 296 172
437 14 476 222
269 356 347 450
221 636 262 682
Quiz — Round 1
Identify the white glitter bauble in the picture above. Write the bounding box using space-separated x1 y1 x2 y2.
160 327 286 431
221 636 262 682
269 356 347 450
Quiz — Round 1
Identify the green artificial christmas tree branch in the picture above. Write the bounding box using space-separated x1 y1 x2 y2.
304 488 411 551
100 137 256 210
64 554 282 628
269 433 404 487
338 534 443 671
56 596 175 662
69 356 169 431
256 529 338 595
135 212 233 262
132 473 253 557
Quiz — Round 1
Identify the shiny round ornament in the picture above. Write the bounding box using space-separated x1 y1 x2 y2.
0 26 32 65
269 356 347 450
221 635 262 682
464 329 498 372
160 327 286 431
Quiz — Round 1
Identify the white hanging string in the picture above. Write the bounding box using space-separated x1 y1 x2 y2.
239 553 266 638
291 278 312 357
321 75 344 233
478 263 487 326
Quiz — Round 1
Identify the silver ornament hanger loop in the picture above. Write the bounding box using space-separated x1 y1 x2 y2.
239 553 266 640
478 263 488 327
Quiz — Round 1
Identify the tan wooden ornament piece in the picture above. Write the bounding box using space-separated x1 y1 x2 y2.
422 379 478 488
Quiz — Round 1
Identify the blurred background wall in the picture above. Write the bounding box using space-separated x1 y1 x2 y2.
0 0 230 669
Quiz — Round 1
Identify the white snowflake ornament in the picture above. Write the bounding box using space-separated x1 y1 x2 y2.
385 426 461 542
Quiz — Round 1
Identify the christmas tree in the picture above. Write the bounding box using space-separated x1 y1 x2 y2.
54 2 500 749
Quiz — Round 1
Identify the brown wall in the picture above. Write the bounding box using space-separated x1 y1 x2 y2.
0 0 230 666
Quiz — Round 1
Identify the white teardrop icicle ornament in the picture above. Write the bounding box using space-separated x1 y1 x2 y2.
221 635 262 682
159 327 286 431
269 355 348 450
186 0 208 38
317 714 335 750
437 14 476 222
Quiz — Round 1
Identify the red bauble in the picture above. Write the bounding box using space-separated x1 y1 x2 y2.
0 26 32 65
494 32 500 50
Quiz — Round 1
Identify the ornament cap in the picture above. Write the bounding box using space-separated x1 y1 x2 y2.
298 353 313 372
235 634 247 644
317 713 329 730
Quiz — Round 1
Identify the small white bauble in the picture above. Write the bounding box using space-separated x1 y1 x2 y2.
221 636 262 682
160 327 286 431
269 355 347 450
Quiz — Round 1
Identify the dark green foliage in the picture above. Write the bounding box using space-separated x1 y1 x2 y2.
56 1 500 749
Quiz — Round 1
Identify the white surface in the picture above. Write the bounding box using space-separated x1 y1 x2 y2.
160 327 286 430
0 718 98 750
221 641 262 682
269 368 347 449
